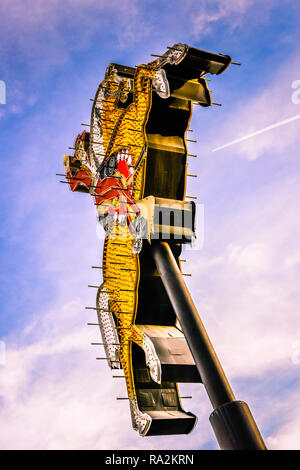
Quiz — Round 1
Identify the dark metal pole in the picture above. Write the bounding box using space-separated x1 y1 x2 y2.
152 241 266 450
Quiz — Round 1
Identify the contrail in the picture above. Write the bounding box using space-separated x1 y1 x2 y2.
212 113 300 152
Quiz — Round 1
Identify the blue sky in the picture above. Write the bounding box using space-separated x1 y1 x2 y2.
0 0 300 450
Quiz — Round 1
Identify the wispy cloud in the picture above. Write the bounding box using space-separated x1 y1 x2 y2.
0 298 215 450
208 54 300 160
190 0 257 34
266 389 300 450
0 0 299 451
186 169 300 374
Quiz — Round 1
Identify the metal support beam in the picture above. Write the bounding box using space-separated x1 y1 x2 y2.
152 241 266 450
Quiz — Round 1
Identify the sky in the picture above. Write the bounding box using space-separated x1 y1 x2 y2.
0 0 300 450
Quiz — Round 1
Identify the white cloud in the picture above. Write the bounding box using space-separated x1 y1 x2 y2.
190 0 257 34
227 242 272 275
266 389 300 450
180 166 300 449
184 170 300 383
0 298 216 450
0 0 276 65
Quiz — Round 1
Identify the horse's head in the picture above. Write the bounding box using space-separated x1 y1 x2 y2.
63 130 94 193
